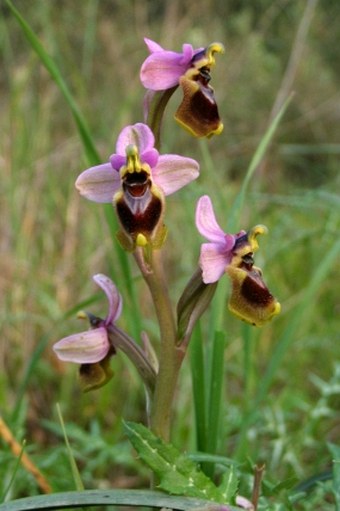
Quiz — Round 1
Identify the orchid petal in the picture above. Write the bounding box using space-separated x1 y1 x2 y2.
195 195 226 243
199 243 230 284
144 37 164 53
53 327 110 364
140 51 189 90
180 43 195 64
110 154 126 171
152 155 199 195
115 123 155 156
141 149 159 168
92 273 123 324
75 163 120 203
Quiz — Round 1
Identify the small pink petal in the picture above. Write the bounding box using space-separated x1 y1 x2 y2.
110 154 126 171
92 274 123 324
195 195 226 243
144 37 164 53
235 496 254 510
140 51 188 90
180 43 195 64
75 163 120 203
199 243 230 284
152 155 199 195
141 149 159 168
53 327 110 364
115 123 155 156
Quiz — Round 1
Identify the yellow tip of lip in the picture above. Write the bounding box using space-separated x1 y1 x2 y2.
136 233 148 247
248 224 268 251
206 42 225 66
210 122 224 137
207 42 225 55
273 301 281 316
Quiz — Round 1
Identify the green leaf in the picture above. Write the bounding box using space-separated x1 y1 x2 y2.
124 421 238 503
0 489 243 511
219 465 239 503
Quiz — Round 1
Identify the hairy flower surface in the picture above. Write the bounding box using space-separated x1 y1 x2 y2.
140 39 224 137
76 123 199 247
196 195 280 326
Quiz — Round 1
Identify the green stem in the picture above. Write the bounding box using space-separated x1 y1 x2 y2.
141 85 183 440
146 87 178 149
136 249 182 441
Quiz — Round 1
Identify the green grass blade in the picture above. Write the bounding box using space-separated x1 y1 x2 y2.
0 489 242 511
241 323 255 407
206 331 225 457
190 329 225 477
199 330 225 478
0 441 26 503
190 325 207 454
227 94 292 232
56 404 84 491
5 0 100 166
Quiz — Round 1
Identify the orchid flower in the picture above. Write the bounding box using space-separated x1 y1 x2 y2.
140 38 224 138
76 123 199 248
195 195 247 284
53 274 122 390
196 195 281 326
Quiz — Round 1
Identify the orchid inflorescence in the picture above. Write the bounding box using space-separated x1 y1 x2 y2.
54 38 280 439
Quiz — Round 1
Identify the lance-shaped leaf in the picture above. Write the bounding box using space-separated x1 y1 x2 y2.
124 421 238 504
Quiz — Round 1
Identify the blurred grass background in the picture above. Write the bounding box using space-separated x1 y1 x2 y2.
0 0 339 508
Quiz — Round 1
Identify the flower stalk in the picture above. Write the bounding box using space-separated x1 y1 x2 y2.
145 86 178 149
134 248 183 441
